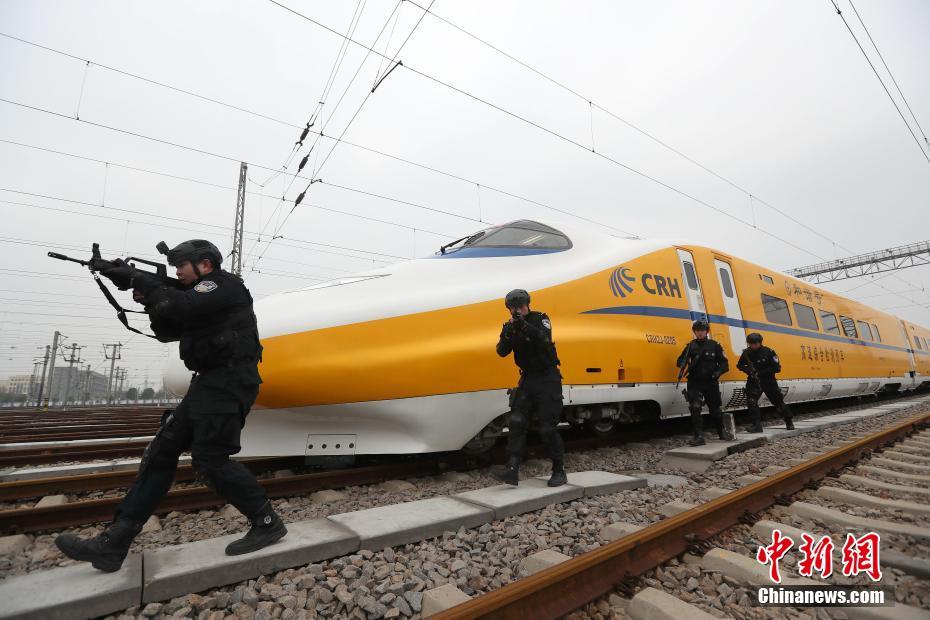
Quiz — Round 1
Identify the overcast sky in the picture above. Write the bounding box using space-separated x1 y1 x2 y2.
1 0 928 387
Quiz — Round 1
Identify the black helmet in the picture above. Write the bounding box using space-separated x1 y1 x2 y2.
692 319 710 332
158 240 223 268
746 332 763 344
505 289 530 309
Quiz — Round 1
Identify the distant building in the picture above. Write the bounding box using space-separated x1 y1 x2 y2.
41 367 110 404
0 375 31 395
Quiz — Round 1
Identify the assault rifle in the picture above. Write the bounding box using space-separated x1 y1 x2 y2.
48 242 182 338
738 350 762 388
675 341 695 396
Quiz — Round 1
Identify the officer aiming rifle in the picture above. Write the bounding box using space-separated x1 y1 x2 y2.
736 332 794 433
50 239 285 572
676 320 734 445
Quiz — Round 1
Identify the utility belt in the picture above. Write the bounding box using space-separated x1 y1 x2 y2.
180 324 262 372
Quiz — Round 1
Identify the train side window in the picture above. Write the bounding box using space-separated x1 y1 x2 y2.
759 274 774 285
793 303 819 330
916 337 924 350
856 321 873 341
683 262 699 290
762 294 792 326
719 267 734 298
840 315 858 338
820 311 840 335
871 324 881 342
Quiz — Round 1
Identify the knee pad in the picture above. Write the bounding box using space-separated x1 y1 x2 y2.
140 435 182 472
192 456 230 491
689 404 702 416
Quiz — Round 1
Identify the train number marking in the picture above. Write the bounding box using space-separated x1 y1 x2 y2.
645 333 677 345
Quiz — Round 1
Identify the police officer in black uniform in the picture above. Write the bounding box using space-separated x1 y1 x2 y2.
677 319 734 446
55 240 286 572
736 333 794 432
491 289 567 487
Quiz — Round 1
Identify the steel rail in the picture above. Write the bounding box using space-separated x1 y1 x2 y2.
431 410 930 620
0 458 454 533
0 456 304 501
0 443 150 467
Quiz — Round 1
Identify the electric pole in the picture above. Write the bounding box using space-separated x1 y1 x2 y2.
28 360 41 406
117 368 127 403
62 343 83 407
231 162 247 277
35 346 50 409
42 331 61 409
104 343 122 405
83 364 92 405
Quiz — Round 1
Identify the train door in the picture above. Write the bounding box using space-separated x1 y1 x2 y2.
899 320 917 387
676 249 707 323
713 259 745 356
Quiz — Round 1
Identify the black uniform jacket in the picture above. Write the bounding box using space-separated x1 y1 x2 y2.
737 346 782 378
677 338 728 381
135 269 263 378
496 311 560 376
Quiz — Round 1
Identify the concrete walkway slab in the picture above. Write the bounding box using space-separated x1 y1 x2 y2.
816 486 930 517
142 518 358 603
532 471 645 497
787 501 930 541
0 553 142 620
455 478 582 520
330 496 493 550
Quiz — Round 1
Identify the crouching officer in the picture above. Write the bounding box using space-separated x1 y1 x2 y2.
677 319 734 445
491 289 567 487
737 333 794 432
55 240 286 572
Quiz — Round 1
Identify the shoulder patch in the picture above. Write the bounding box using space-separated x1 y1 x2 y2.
541 318 551 330
193 280 218 293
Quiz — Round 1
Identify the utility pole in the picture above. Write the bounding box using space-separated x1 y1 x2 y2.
82 364 92 405
28 360 41 406
62 343 83 407
230 162 247 277
42 331 61 409
117 368 127 403
104 343 122 405
35 346 50 409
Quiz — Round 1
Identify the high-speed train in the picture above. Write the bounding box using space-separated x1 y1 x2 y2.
165 220 930 459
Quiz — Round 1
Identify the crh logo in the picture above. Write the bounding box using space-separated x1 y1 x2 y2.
609 267 636 298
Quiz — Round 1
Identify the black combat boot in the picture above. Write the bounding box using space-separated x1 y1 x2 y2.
785 416 795 431
491 456 520 486
55 520 142 572
225 502 287 556
548 460 567 487
689 433 706 446
746 410 764 433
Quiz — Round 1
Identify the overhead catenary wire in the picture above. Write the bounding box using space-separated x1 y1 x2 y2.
263 0 838 262
827 0 930 163
846 0 928 148
0 30 640 238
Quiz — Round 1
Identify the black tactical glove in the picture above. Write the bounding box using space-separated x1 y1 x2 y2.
501 321 515 339
100 259 136 290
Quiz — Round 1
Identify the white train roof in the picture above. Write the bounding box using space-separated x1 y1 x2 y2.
255 220 676 338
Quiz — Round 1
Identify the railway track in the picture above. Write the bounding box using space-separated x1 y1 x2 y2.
0 393 921 535
431 410 930 619
0 406 163 443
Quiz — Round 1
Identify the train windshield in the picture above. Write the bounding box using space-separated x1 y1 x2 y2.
438 221 571 257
